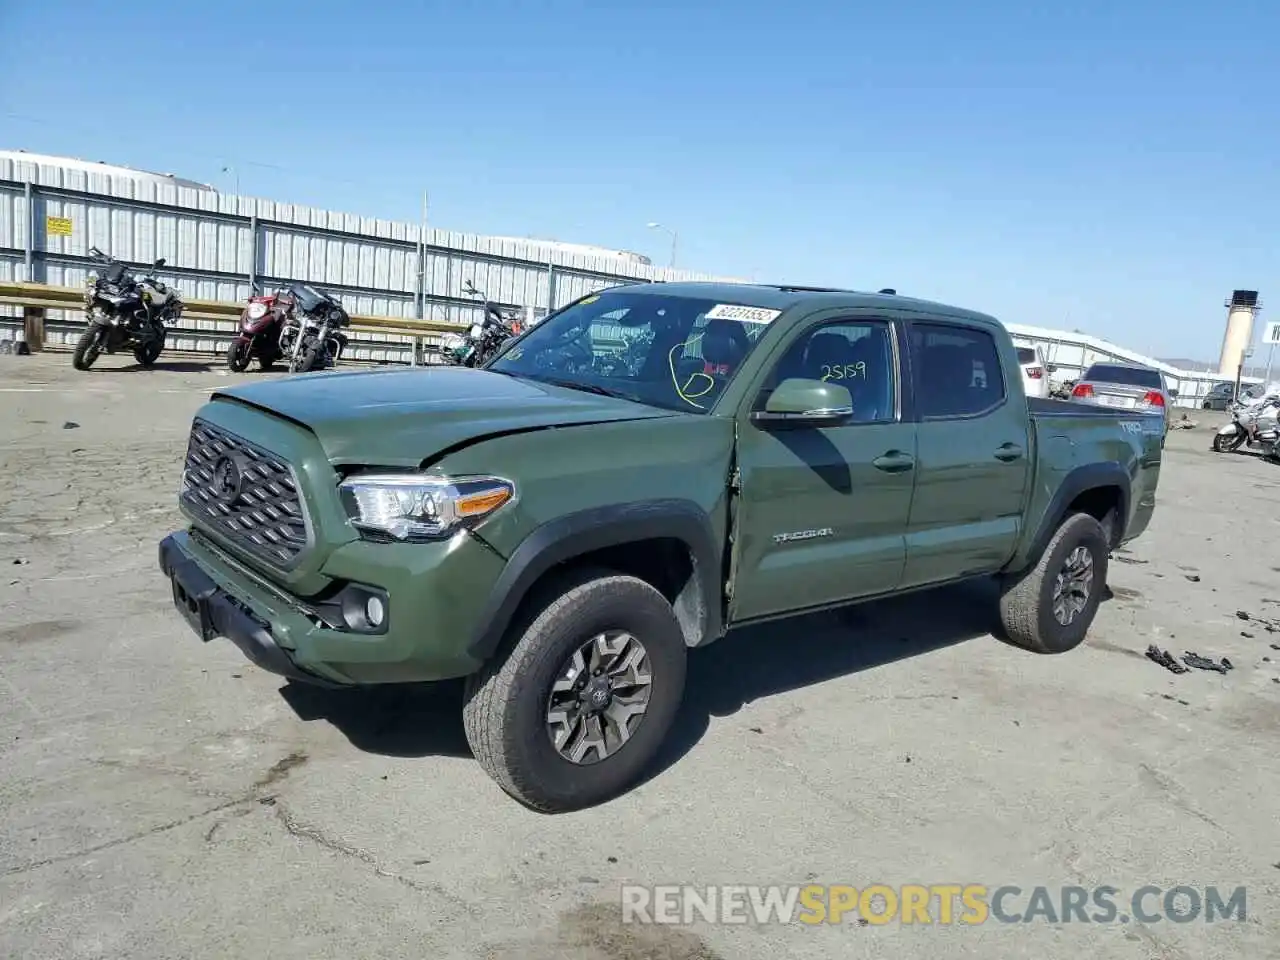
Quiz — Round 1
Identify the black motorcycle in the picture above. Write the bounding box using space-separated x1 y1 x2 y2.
73 248 184 371
280 282 349 373
441 282 523 367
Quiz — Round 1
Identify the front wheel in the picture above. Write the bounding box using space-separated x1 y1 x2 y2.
462 570 687 812
226 339 251 372
289 341 322 373
1212 430 1246 453
133 337 163 367
72 325 106 371
997 512 1109 655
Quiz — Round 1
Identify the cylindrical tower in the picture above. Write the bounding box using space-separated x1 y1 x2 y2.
1218 290 1261 376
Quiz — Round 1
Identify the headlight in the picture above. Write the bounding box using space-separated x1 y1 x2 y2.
339 474 514 542
329 308 344 322
246 302 268 320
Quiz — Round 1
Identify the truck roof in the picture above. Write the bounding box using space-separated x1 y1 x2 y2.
609 280 999 326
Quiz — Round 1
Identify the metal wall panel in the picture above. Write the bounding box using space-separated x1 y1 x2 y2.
0 156 1248 404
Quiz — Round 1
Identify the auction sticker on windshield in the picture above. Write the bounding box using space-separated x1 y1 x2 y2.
705 304 782 324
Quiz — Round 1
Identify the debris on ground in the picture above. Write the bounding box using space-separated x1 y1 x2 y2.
62 421 79 429
11 558 28 566
1112 554 1149 565
1160 693 1191 706
1185 574 1201 583
1146 645 1189 674
1182 652 1233 675
1169 415 1199 430
1242 631 1255 638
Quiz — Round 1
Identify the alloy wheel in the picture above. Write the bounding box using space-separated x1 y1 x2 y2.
545 630 653 765
1052 545 1094 626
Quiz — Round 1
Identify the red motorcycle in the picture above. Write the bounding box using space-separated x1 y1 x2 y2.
226 282 295 372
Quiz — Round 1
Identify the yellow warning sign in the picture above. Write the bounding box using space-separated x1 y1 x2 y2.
46 216 73 236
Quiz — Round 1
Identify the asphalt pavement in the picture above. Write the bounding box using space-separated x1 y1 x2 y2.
1 354 1278 959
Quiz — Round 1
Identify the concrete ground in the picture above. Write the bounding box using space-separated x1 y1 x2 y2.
1 352 1278 960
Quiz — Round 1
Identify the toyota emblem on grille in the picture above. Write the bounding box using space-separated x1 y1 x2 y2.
213 456 244 504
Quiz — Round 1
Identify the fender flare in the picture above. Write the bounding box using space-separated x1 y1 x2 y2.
467 499 723 661
1014 462 1131 574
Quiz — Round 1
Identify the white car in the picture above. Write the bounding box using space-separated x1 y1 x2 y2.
1015 345 1051 398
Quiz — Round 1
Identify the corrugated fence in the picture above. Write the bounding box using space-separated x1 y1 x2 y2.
0 157 735 337
0 156 1258 406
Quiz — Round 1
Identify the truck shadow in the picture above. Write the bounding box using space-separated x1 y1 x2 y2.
641 578 1002 788
277 578 1012 784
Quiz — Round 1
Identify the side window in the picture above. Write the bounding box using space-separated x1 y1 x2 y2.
760 319 896 423
911 323 1006 419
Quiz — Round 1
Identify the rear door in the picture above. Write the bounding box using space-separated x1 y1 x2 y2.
900 319 1032 588
730 313 917 621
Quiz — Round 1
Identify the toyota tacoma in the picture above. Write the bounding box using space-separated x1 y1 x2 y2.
159 282 1163 811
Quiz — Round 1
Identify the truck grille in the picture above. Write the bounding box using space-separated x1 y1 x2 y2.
180 418 309 567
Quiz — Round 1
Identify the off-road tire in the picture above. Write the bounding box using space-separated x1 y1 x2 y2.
72 327 104 371
226 340 251 372
998 511 1109 654
462 570 687 813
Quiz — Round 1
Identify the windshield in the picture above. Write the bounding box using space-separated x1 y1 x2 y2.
487 289 781 413
1083 364 1162 388
289 282 333 314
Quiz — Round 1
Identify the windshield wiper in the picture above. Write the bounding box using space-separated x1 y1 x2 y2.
536 376 636 401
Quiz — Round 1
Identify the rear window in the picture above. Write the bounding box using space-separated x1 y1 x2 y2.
1016 348 1037 364
1083 364 1162 388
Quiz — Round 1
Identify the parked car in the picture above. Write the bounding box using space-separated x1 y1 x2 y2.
1071 362 1175 438
1015 344 1053 398
158 282 1163 812
1202 381 1264 411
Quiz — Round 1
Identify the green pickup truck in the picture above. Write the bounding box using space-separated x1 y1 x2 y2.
159 282 1162 811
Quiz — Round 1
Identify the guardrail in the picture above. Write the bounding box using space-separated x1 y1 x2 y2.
0 280 464 365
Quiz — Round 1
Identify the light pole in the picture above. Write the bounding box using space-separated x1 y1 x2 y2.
646 222 678 269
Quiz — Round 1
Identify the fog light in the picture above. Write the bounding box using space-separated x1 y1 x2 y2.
365 595 385 628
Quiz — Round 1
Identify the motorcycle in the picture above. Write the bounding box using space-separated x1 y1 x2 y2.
73 248 184 371
439 282 524 367
1212 395 1280 459
226 281 294 372
279 282 349 373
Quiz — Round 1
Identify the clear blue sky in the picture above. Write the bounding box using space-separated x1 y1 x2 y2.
4 0 1276 359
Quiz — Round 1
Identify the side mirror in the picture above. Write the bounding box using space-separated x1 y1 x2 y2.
1168 388 1179 398
751 378 853 428
154 257 166 269
1045 363 1057 374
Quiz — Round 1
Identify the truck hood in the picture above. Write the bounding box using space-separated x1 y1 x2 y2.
211 367 676 466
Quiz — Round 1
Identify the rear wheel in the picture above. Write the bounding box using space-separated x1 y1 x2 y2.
998 512 1109 655
226 340 251 372
462 570 687 812
72 325 105 371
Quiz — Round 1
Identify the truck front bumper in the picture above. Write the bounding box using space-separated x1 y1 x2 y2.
158 528 506 686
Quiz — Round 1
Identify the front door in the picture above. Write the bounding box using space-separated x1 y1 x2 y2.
900 320 1031 588
731 317 918 622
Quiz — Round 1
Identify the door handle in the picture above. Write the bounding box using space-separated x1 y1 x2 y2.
994 443 1024 462
872 451 915 473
